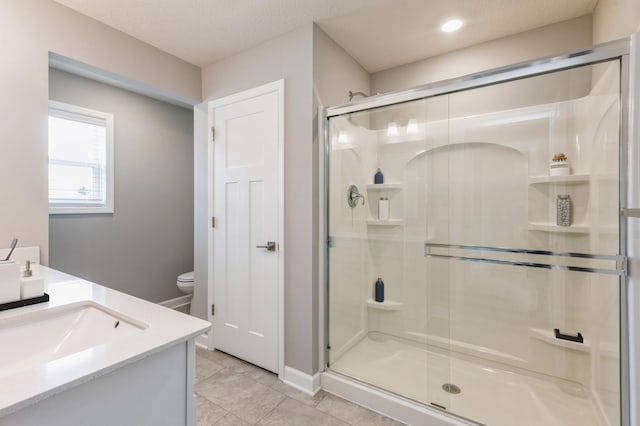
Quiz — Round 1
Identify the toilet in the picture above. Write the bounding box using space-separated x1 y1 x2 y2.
176 271 194 294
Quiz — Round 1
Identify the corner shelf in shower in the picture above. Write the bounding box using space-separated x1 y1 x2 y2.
366 299 403 311
366 219 404 226
528 173 617 185
527 222 590 234
528 174 590 185
366 183 403 191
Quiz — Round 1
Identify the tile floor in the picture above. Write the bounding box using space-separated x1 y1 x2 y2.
195 347 405 426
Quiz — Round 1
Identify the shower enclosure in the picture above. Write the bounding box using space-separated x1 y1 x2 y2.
322 39 636 426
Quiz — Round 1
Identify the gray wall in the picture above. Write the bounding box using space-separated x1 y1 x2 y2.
192 103 208 319
197 25 317 375
313 25 371 108
0 0 200 264
49 69 194 303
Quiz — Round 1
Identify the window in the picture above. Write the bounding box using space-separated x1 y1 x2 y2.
48 101 114 214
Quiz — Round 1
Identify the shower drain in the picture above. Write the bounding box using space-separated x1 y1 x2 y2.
442 383 461 394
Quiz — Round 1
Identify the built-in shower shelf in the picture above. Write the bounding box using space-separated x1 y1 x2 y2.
529 328 591 353
366 219 404 226
528 174 590 185
366 183 403 191
528 222 590 234
367 299 403 311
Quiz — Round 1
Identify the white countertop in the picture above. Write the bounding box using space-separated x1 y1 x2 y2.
0 266 210 417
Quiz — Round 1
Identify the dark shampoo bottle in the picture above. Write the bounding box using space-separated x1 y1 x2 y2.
374 168 384 184
375 277 385 302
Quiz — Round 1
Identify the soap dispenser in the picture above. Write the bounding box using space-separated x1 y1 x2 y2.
20 260 44 299
374 168 384 184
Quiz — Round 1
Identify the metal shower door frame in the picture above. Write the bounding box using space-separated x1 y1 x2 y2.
321 34 638 426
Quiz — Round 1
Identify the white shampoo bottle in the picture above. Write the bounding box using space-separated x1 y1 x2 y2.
378 197 390 221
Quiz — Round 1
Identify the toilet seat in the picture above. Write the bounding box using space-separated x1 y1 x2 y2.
176 271 194 294
177 271 194 283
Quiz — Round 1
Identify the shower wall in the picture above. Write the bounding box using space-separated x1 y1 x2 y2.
328 60 621 426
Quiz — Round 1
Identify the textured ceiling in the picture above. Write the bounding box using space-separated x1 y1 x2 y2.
54 0 597 72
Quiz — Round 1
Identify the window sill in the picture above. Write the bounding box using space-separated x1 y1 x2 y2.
49 206 114 215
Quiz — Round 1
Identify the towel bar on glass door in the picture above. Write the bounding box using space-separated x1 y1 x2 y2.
423 243 626 276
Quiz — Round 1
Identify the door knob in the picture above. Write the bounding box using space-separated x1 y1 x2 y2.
256 241 277 251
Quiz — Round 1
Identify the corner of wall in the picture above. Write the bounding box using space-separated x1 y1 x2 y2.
312 24 371 108
192 101 209 321
593 0 640 44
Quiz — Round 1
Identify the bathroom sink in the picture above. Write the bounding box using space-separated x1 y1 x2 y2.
0 302 146 379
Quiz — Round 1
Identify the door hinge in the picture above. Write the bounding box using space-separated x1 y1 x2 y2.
211 126 215 141
211 304 215 316
327 236 334 248
211 216 216 228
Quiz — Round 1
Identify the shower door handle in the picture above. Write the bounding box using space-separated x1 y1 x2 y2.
256 241 277 251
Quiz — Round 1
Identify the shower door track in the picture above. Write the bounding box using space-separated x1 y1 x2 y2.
325 38 629 118
321 34 638 426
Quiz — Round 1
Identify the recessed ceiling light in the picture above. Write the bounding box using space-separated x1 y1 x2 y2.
441 18 463 33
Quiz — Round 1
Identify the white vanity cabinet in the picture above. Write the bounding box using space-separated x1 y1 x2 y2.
0 267 210 426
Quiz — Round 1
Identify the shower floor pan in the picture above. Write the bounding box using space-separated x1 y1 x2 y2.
329 332 603 426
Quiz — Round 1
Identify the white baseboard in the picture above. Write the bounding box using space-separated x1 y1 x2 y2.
195 333 210 350
282 366 321 396
158 294 192 309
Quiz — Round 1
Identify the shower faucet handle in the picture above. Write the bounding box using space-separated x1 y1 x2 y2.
348 185 365 207
351 192 365 205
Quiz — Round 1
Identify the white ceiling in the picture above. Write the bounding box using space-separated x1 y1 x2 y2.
54 0 598 73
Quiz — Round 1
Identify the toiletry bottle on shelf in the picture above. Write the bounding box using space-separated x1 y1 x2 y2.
550 153 570 176
378 197 389 221
557 195 571 226
374 278 385 303
374 168 384 184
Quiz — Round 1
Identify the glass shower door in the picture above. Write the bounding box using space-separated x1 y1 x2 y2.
326 96 453 411
424 60 622 425
326 57 622 426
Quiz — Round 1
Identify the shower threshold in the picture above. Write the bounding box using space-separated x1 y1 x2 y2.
329 332 604 426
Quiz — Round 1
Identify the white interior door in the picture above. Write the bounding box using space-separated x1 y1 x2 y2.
209 80 284 373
